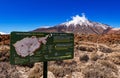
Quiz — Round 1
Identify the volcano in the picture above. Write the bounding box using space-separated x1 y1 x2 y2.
33 14 112 34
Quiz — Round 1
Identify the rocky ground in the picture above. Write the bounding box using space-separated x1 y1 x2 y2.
0 34 120 78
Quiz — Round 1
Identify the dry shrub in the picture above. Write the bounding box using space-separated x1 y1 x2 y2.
0 50 10 62
82 60 118 78
76 45 96 52
108 52 120 65
49 63 77 77
0 62 21 78
28 63 43 78
0 74 6 78
87 46 96 52
79 54 89 62
97 60 118 73
99 45 112 53
49 65 65 77
63 60 77 66
40 71 55 78
0 45 10 58
90 52 99 61
76 45 87 51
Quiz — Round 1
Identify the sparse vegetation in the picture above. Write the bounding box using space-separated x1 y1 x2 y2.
82 60 118 78
0 62 21 78
0 34 120 78
28 63 43 78
99 45 112 53
0 50 10 62
108 52 120 65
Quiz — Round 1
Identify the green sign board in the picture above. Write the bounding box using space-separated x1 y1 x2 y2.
10 32 74 65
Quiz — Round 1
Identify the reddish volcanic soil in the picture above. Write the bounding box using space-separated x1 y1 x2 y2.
0 35 10 45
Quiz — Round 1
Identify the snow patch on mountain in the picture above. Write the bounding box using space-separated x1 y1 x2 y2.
63 13 90 26
62 13 110 30
94 23 109 30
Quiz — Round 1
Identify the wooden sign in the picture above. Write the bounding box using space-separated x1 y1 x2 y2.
10 32 74 65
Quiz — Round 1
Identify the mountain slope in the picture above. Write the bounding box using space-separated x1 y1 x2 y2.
106 28 120 34
33 14 112 34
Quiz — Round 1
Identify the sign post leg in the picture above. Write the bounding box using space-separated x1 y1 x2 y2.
43 61 48 78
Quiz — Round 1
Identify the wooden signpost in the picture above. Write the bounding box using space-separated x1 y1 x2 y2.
10 32 74 78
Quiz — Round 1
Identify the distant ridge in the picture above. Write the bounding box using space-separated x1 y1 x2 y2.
106 28 120 34
0 32 8 35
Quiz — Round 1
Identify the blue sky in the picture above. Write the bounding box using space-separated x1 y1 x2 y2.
0 0 120 33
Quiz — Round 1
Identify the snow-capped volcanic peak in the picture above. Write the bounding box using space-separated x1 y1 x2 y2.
34 13 112 34
63 13 91 26
61 13 110 30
